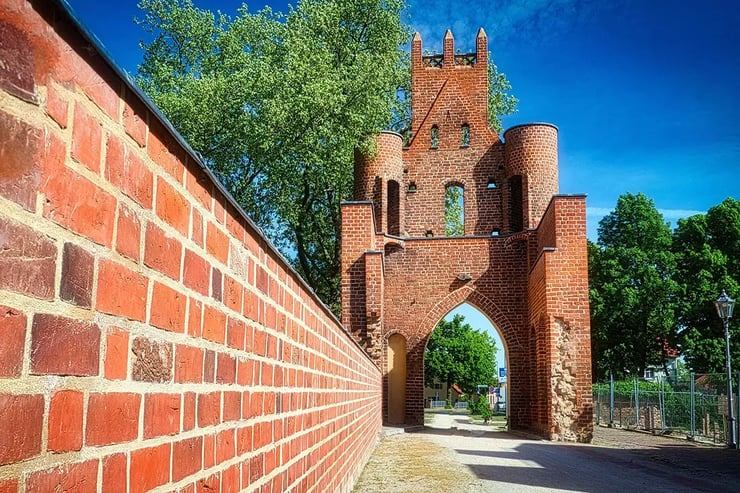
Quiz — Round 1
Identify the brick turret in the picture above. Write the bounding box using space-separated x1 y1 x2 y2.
342 29 592 442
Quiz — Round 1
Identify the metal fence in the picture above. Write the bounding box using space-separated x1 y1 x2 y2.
593 372 740 446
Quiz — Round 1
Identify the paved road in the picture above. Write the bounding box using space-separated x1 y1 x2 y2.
358 414 740 492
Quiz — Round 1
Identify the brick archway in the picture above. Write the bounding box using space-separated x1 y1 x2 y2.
341 29 593 441
414 285 520 354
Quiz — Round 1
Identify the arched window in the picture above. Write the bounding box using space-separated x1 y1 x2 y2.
445 185 464 236
460 124 470 147
387 180 400 235
430 125 439 148
509 175 523 232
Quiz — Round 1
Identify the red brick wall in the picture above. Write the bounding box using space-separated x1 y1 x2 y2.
0 1 382 491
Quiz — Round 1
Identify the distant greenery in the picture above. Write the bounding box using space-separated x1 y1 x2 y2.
590 193 740 381
424 314 497 395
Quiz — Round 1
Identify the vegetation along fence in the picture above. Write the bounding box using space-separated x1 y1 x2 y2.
593 373 740 446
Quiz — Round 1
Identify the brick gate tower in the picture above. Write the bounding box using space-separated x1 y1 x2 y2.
341 29 593 441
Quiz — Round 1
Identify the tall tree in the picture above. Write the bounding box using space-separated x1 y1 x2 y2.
137 0 409 311
424 314 497 394
136 0 518 312
673 198 740 373
589 193 679 380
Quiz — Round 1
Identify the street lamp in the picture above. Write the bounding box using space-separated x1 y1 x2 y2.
714 290 737 449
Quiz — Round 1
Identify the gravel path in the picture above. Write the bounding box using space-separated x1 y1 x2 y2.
352 413 740 493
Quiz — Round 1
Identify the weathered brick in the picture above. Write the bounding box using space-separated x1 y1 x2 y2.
0 394 44 465
96 259 148 321
197 392 221 428
26 460 98 493
143 393 180 438
188 297 203 337
130 443 171 493
131 336 172 383
156 177 190 236
211 267 223 302
115 201 141 261
43 166 117 247
144 222 182 280
0 110 42 210
216 352 236 385
48 390 84 452
0 306 26 377
60 242 94 308
0 21 36 102
206 222 229 265
172 436 203 482
102 453 127 492
183 392 196 431
0 217 56 300
203 304 226 344
175 344 203 383
122 95 147 147
204 350 216 383
104 326 129 380
148 121 184 181
183 249 209 296
71 103 102 172
150 281 186 333
86 392 141 446
216 428 235 464
224 275 243 313
0 479 18 493
105 134 153 209
46 83 69 128
31 314 100 376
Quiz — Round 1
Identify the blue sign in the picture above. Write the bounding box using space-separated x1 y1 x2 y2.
499 367 507 378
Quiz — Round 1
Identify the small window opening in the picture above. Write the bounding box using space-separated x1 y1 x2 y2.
491 229 500 237
460 124 470 147
445 185 464 236
486 178 497 189
408 182 417 193
425 230 434 237
430 125 439 149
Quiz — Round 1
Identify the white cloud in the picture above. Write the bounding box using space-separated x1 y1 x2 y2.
407 0 619 50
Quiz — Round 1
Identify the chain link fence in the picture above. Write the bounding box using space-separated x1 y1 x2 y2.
593 372 739 446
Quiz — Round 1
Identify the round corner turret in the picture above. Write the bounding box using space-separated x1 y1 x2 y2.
503 123 559 229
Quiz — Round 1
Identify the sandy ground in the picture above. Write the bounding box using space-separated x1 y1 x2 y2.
352 413 740 493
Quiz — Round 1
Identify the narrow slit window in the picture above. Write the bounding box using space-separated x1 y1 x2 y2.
445 185 464 236
430 125 439 148
460 124 470 147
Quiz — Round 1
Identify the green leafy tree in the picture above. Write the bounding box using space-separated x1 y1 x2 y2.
424 314 497 394
589 193 679 380
673 198 740 373
136 0 409 311
136 0 518 312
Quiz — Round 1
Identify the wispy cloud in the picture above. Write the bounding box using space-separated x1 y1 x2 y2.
407 0 624 50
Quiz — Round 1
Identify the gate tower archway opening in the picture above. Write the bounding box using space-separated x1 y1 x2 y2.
423 303 509 423
341 29 593 442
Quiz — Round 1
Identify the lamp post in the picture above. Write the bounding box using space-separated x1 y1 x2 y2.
714 290 737 449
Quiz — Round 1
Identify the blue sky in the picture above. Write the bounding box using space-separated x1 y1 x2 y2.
65 0 739 241
64 0 739 365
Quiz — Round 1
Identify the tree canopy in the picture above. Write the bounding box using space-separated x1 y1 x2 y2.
589 193 740 381
136 0 517 313
589 193 679 380
424 314 497 394
673 198 740 373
